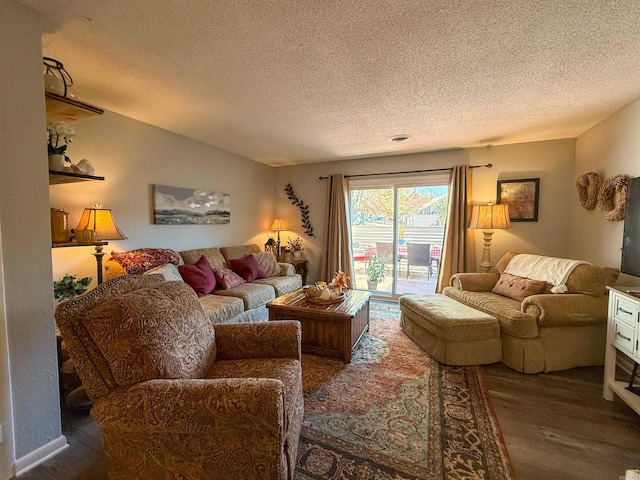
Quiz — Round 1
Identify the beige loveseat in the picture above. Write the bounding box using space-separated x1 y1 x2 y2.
443 251 619 373
56 275 304 479
104 244 302 324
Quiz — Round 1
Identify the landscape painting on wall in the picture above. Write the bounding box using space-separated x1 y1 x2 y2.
153 184 230 225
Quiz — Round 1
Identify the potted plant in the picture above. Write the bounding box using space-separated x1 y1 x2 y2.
287 235 304 260
53 274 92 302
47 120 75 171
366 254 386 290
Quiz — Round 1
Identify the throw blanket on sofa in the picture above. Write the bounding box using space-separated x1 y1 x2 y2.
504 254 590 293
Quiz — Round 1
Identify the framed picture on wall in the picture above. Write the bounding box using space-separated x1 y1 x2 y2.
496 178 540 222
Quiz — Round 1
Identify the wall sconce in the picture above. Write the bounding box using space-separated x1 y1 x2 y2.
469 202 511 272
75 204 127 284
270 218 286 258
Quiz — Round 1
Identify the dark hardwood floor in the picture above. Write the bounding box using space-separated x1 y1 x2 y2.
19 364 640 480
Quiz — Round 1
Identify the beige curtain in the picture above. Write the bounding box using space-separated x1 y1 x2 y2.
436 164 475 292
320 174 354 286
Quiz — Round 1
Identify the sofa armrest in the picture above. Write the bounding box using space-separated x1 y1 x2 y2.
214 321 301 361
278 262 295 276
93 377 285 432
521 294 609 327
449 272 500 292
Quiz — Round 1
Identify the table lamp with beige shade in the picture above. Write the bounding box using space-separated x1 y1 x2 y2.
469 202 511 272
75 204 127 284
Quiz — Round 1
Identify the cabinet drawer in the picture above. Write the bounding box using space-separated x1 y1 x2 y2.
614 319 635 355
613 295 639 327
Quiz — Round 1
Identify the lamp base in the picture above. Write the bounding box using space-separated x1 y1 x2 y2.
479 230 494 272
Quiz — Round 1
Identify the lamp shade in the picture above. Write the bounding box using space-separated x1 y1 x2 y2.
469 203 511 230
270 218 286 231
75 208 127 242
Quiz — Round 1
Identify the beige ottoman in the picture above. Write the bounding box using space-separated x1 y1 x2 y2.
399 294 502 366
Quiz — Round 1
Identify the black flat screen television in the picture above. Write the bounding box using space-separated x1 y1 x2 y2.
622 176 640 277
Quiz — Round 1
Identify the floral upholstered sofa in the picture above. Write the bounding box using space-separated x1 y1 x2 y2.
104 244 302 324
442 251 620 373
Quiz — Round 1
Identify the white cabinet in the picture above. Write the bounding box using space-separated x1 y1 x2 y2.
604 286 640 414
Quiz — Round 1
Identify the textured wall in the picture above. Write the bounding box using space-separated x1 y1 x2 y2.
0 0 62 462
571 97 640 286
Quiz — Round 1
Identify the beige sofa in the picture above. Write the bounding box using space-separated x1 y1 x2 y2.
442 251 619 373
104 244 302 324
56 275 304 479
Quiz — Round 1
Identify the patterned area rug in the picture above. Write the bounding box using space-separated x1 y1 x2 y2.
295 301 514 480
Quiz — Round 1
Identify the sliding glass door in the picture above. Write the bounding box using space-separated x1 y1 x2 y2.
350 174 449 299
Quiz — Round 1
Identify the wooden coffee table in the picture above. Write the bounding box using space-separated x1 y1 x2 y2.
267 288 371 363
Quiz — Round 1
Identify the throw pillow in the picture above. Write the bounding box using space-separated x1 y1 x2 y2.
178 255 216 296
144 263 184 282
213 268 245 290
110 248 181 274
80 281 216 386
491 273 546 301
255 252 281 277
228 254 266 282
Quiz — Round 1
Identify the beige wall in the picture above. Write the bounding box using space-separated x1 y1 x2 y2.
0 0 62 465
276 139 577 283
571 97 640 287
50 111 276 287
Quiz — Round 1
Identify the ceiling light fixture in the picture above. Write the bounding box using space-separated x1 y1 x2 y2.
389 134 412 143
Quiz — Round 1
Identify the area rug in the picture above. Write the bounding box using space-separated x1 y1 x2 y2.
295 301 514 480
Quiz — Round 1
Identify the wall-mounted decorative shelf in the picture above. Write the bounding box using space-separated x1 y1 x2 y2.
49 170 105 185
45 92 104 122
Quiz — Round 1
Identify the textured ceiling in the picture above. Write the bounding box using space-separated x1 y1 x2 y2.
19 0 640 166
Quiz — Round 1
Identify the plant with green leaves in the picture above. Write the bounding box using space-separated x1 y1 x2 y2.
366 254 386 282
53 274 92 301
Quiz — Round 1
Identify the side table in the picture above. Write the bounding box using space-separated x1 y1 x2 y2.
288 259 308 285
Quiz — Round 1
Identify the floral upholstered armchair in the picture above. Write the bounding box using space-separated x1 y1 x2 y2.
56 275 303 480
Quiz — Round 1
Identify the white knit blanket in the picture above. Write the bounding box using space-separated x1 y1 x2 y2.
504 254 590 293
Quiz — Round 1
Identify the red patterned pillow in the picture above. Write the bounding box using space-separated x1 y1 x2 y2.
228 254 266 282
110 248 181 275
213 268 245 290
178 256 216 296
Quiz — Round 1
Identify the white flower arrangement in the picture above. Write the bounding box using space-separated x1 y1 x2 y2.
287 235 303 252
47 121 75 157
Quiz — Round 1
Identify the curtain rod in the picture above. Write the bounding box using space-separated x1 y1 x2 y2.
318 163 492 180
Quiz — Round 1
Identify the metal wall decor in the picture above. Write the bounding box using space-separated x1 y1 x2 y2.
284 183 316 237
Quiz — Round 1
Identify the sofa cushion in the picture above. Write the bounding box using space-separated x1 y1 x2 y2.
492 273 546 301
179 247 228 270
80 281 216 386
109 248 181 275
255 252 281 277
220 244 261 262
213 267 246 290
143 263 184 282
252 275 303 296
199 294 245 324
564 264 620 296
179 255 217 296
214 282 275 310
229 254 266 282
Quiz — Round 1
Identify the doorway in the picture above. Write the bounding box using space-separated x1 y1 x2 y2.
349 174 449 299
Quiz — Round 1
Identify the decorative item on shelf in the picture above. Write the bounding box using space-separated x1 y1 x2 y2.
366 254 386 291
287 235 304 259
284 183 316 238
75 204 127 284
50 208 70 243
43 57 73 97
47 120 75 171
53 274 92 301
469 202 511 272
76 159 95 175
270 218 286 257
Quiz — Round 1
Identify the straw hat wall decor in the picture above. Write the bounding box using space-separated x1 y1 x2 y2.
576 172 601 210
597 174 629 222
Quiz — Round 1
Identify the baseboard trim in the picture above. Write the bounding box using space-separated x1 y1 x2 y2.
14 435 68 477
